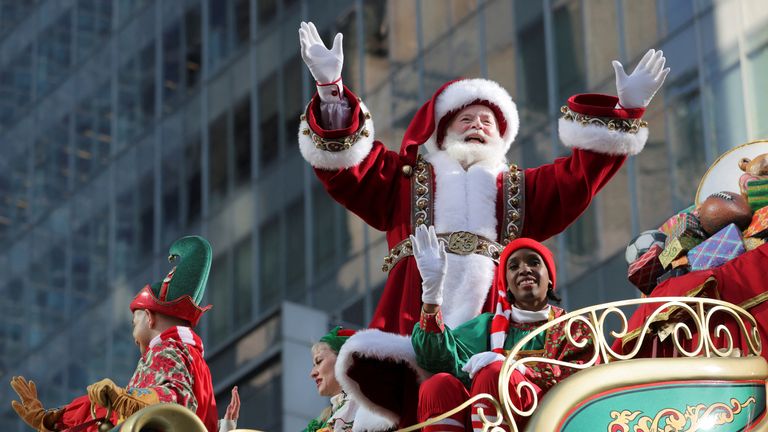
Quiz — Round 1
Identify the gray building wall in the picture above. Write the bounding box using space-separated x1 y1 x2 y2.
0 0 767 430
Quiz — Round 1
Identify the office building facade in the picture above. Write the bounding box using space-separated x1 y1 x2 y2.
0 0 766 430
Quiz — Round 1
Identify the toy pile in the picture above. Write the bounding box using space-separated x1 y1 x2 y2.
625 154 768 295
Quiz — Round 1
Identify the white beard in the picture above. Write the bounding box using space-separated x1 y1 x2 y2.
442 130 507 168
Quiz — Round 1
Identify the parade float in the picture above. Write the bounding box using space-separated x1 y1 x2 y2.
107 142 768 432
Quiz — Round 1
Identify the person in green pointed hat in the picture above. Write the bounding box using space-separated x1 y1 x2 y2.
10 236 220 432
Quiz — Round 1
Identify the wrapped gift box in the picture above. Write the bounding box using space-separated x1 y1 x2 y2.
743 236 766 251
657 267 689 285
742 206 768 238
671 256 689 268
660 213 706 245
659 236 702 268
687 224 745 271
628 244 664 295
746 178 768 211
659 213 684 237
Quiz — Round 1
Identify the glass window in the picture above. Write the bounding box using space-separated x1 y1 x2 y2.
0 45 33 129
285 198 305 301
210 252 232 341
636 109 674 233
208 0 230 71
209 111 229 211
666 73 706 209
161 117 183 245
514 3 549 125
259 214 282 313
162 21 183 113
117 0 150 25
361 0 389 93
235 0 250 46
257 0 277 28
233 95 252 186
37 11 73 96
748 42 768 137
553 2 585 100
76 0 112 62
117 41 156 144
184 136 202 226
32 116 71 220
235 362 282 431
282 56 303 154
706 61 747 152
313 185 337 276
0 1 35 39
75 83 112 186
114 150 138 277
137 174 154 261
233 235 252 327
258 72 279 167
663 0 694 35
185 5 202 89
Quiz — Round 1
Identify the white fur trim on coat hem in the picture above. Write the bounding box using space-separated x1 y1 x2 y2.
298 101 375 170
558 118 648 156
335 329 431 430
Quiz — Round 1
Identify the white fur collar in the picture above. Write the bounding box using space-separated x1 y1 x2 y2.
423 151 506 327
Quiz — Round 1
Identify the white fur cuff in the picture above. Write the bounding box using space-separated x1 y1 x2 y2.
336 329 431 429
298 101 375 170
558 117 648 156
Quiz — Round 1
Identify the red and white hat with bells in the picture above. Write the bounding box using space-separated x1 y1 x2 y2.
399 78 520 162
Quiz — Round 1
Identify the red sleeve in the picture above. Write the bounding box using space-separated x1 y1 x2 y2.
522 148 625 241
57 395 120 431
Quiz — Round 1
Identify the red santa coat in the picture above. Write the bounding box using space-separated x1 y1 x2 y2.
299 87 647 335
55 327 217 432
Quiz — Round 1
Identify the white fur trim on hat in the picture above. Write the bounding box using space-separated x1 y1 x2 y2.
424 78 519 154
335 329 431 429
298 101 375 170
558 117 648 156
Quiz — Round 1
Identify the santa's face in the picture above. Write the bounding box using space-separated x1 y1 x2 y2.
446 105 501 144
442 104 506 167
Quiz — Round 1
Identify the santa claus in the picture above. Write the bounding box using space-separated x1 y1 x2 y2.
297 21 668 429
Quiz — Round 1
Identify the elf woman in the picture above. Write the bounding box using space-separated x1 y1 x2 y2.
410 226 596 431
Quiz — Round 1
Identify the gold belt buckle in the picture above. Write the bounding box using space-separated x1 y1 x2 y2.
447 231 479 255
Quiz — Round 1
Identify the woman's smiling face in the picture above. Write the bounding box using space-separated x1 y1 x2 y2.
505 248 550 311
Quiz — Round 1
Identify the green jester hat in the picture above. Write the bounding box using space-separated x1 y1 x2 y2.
129 236 213 327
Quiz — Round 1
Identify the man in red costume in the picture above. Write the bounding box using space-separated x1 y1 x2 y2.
10 236 218 432
297 22 670 429
298 22 668 335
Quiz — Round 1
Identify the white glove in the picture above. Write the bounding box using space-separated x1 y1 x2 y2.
410 225 447 306
299 21 344 102
612 49 670 108
462 352 505 379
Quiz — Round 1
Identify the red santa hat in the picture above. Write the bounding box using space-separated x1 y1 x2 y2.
399 78 519 163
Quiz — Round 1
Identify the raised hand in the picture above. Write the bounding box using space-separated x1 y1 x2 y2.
612 49 670 108
298 21 343 85
224 386 240 421
410 225 447 306
10 376 62 431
